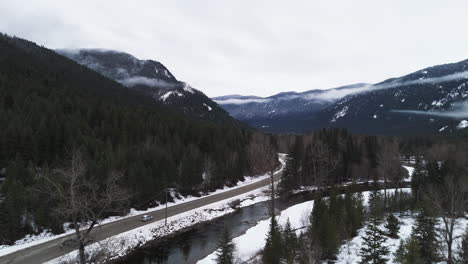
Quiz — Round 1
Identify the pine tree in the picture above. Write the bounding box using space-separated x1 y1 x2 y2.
394 239 407 264
263 216 283 264
307 193 340 261
282 219 298 264
215 227 235 264
411 157 425 202
402 237 424 264
368 190 384 221
458 228 468 264
352 192 365 235
384 214 400 238
280 155 297 194
411 211 440 263
321 215 339 259
343 189 365 238
359 217 389 264
308 194 327 241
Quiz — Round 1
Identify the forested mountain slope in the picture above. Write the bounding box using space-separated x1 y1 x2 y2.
0 33 251 243
216 60 468 135
57 49 241 126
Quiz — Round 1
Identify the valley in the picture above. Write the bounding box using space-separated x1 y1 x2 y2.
2 3 468 263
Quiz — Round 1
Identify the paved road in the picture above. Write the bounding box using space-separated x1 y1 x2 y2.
0 164 283 264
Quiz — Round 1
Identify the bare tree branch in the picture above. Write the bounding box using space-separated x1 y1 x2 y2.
35 150 130 264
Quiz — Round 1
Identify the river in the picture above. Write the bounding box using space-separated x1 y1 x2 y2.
117 183 409 264
117 191 312 264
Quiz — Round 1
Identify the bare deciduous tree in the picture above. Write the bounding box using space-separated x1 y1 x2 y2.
247 132 278 175
248 132 279 217
37 151 130 264
377 139 402 209
309 140 339 187
425 174 467 264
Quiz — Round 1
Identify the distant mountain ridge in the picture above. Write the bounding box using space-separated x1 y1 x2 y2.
214 60 468 135
57 49 240 126
213 83 369 127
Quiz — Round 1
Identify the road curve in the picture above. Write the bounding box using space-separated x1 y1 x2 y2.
0 161 284 264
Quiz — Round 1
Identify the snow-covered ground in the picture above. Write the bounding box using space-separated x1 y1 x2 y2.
198 188 411 264
336 216 467 264
198 196 314 264
403 165 414 182
336 216 414 264
46 181 276 264
0 154 286 259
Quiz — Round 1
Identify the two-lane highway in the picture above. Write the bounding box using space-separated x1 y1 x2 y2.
0 160 284 264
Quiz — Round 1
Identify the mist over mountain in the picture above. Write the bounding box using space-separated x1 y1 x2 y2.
214 59 468 135
57 49 241 126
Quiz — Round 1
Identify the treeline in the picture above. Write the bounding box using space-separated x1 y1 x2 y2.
213 141 468 263
214 187 414 264
260 186 415 264
0 33 261 244
279 129 407 193
275 144 467 263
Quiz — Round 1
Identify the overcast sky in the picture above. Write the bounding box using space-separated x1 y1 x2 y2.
2 0 468 97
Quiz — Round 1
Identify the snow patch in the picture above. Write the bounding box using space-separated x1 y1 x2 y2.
456 120 468 129
402 166 414 182
331 106 349 122
183 83 195 94
439 126 448 132
160 91 183 102
203 103 212 111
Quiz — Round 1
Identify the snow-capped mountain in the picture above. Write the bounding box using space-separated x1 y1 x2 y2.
57 49 238 125
213 84 370 132
215 59 468 135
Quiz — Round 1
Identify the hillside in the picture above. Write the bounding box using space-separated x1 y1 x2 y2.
215 60 468 135
0 33 252 243
57 49 241 126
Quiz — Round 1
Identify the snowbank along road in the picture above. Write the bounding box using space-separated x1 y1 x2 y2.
0 156 285 264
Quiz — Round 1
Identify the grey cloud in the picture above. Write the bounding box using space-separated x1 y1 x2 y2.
2 1 468 97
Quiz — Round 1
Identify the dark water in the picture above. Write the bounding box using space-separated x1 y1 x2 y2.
118 183 401 264
119 192 312 264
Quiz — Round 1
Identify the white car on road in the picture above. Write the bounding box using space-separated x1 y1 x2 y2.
141 215 153 222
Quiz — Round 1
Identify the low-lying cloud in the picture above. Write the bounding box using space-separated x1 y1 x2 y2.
313 70 468 101
215 98 272 105
308 84 372 101
215 70 468 105
392 101 468 119
329 70 468 101
373 70 468 90
119 76 178 89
